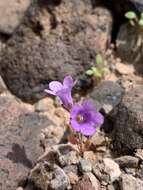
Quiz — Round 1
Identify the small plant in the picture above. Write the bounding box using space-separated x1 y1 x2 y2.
125 11 143 27
125 11 143 49
45 76 104 156
86 53 109 80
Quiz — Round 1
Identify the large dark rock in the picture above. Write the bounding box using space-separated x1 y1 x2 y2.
0 0 112 102
0 94 50 190
112 86 143 152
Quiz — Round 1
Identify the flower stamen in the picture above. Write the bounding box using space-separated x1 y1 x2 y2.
76 114 84 123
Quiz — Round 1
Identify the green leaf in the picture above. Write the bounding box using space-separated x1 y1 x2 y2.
86 69 94 76
95 54 103 65
125 11 137 20
92 67 102 78
141 13 143 19
91 67 97 73
101 67 110 75
139 18 143 26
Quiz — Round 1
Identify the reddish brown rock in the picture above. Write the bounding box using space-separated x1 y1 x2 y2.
73 173 100 190
0 94 50 190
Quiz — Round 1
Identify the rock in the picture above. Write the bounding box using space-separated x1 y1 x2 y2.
90 129 106 150
124 168 136 175
138 164 143 179
42 124 65 145
35 98 53 112
135 149 143 161
73 173 100 190
16 187 23 190
50 165 70 190
83 151 97 165
0 40 5 53
96 146 107 153
93 158 121 184
63 165 79 185
107 184 115 190
0 94 50 190
38 144 80 167
115 63 135 75
59 150 79 167
0 1 112 102
120 174 143 190
67 172 79 185
114 156 139 168
35 97 69 127
79 159 92 173
93 161 108 184
101 186 106 190
30 162 70 190
0 0 31 35
0 75 7 93
103 158 121 183
112 86 143 152
90 81 124 114
86 173 101 190
23 182 35 190
64 165 79 185
63 165 78 175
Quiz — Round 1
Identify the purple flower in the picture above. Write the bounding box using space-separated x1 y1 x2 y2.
70 100 104 136
45 76 74 109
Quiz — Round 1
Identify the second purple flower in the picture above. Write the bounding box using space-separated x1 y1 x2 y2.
45 76 75 109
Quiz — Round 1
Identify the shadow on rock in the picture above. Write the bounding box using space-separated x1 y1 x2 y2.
6 143 32 169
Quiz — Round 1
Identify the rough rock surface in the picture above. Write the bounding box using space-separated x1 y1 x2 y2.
114 156 139 168
0 0 31 34
29 144 78 190
0 0 112 102
93 158 121 185
0 75 8 93
0 94 50 190
90 81 124 114
120 174 143 190
73 173 100 190
79 159 92 173
112 85 143 152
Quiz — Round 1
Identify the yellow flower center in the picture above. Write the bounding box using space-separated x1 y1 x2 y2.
76 114 84 123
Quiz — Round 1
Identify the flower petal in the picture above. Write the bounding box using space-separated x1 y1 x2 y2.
63 76 74 88
70 104 83 119
80 123 96 136
70 119 80 132
44 89 55 95
83 100 96 112
92 111 104 126
49 81 63 93
56 88 73 108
